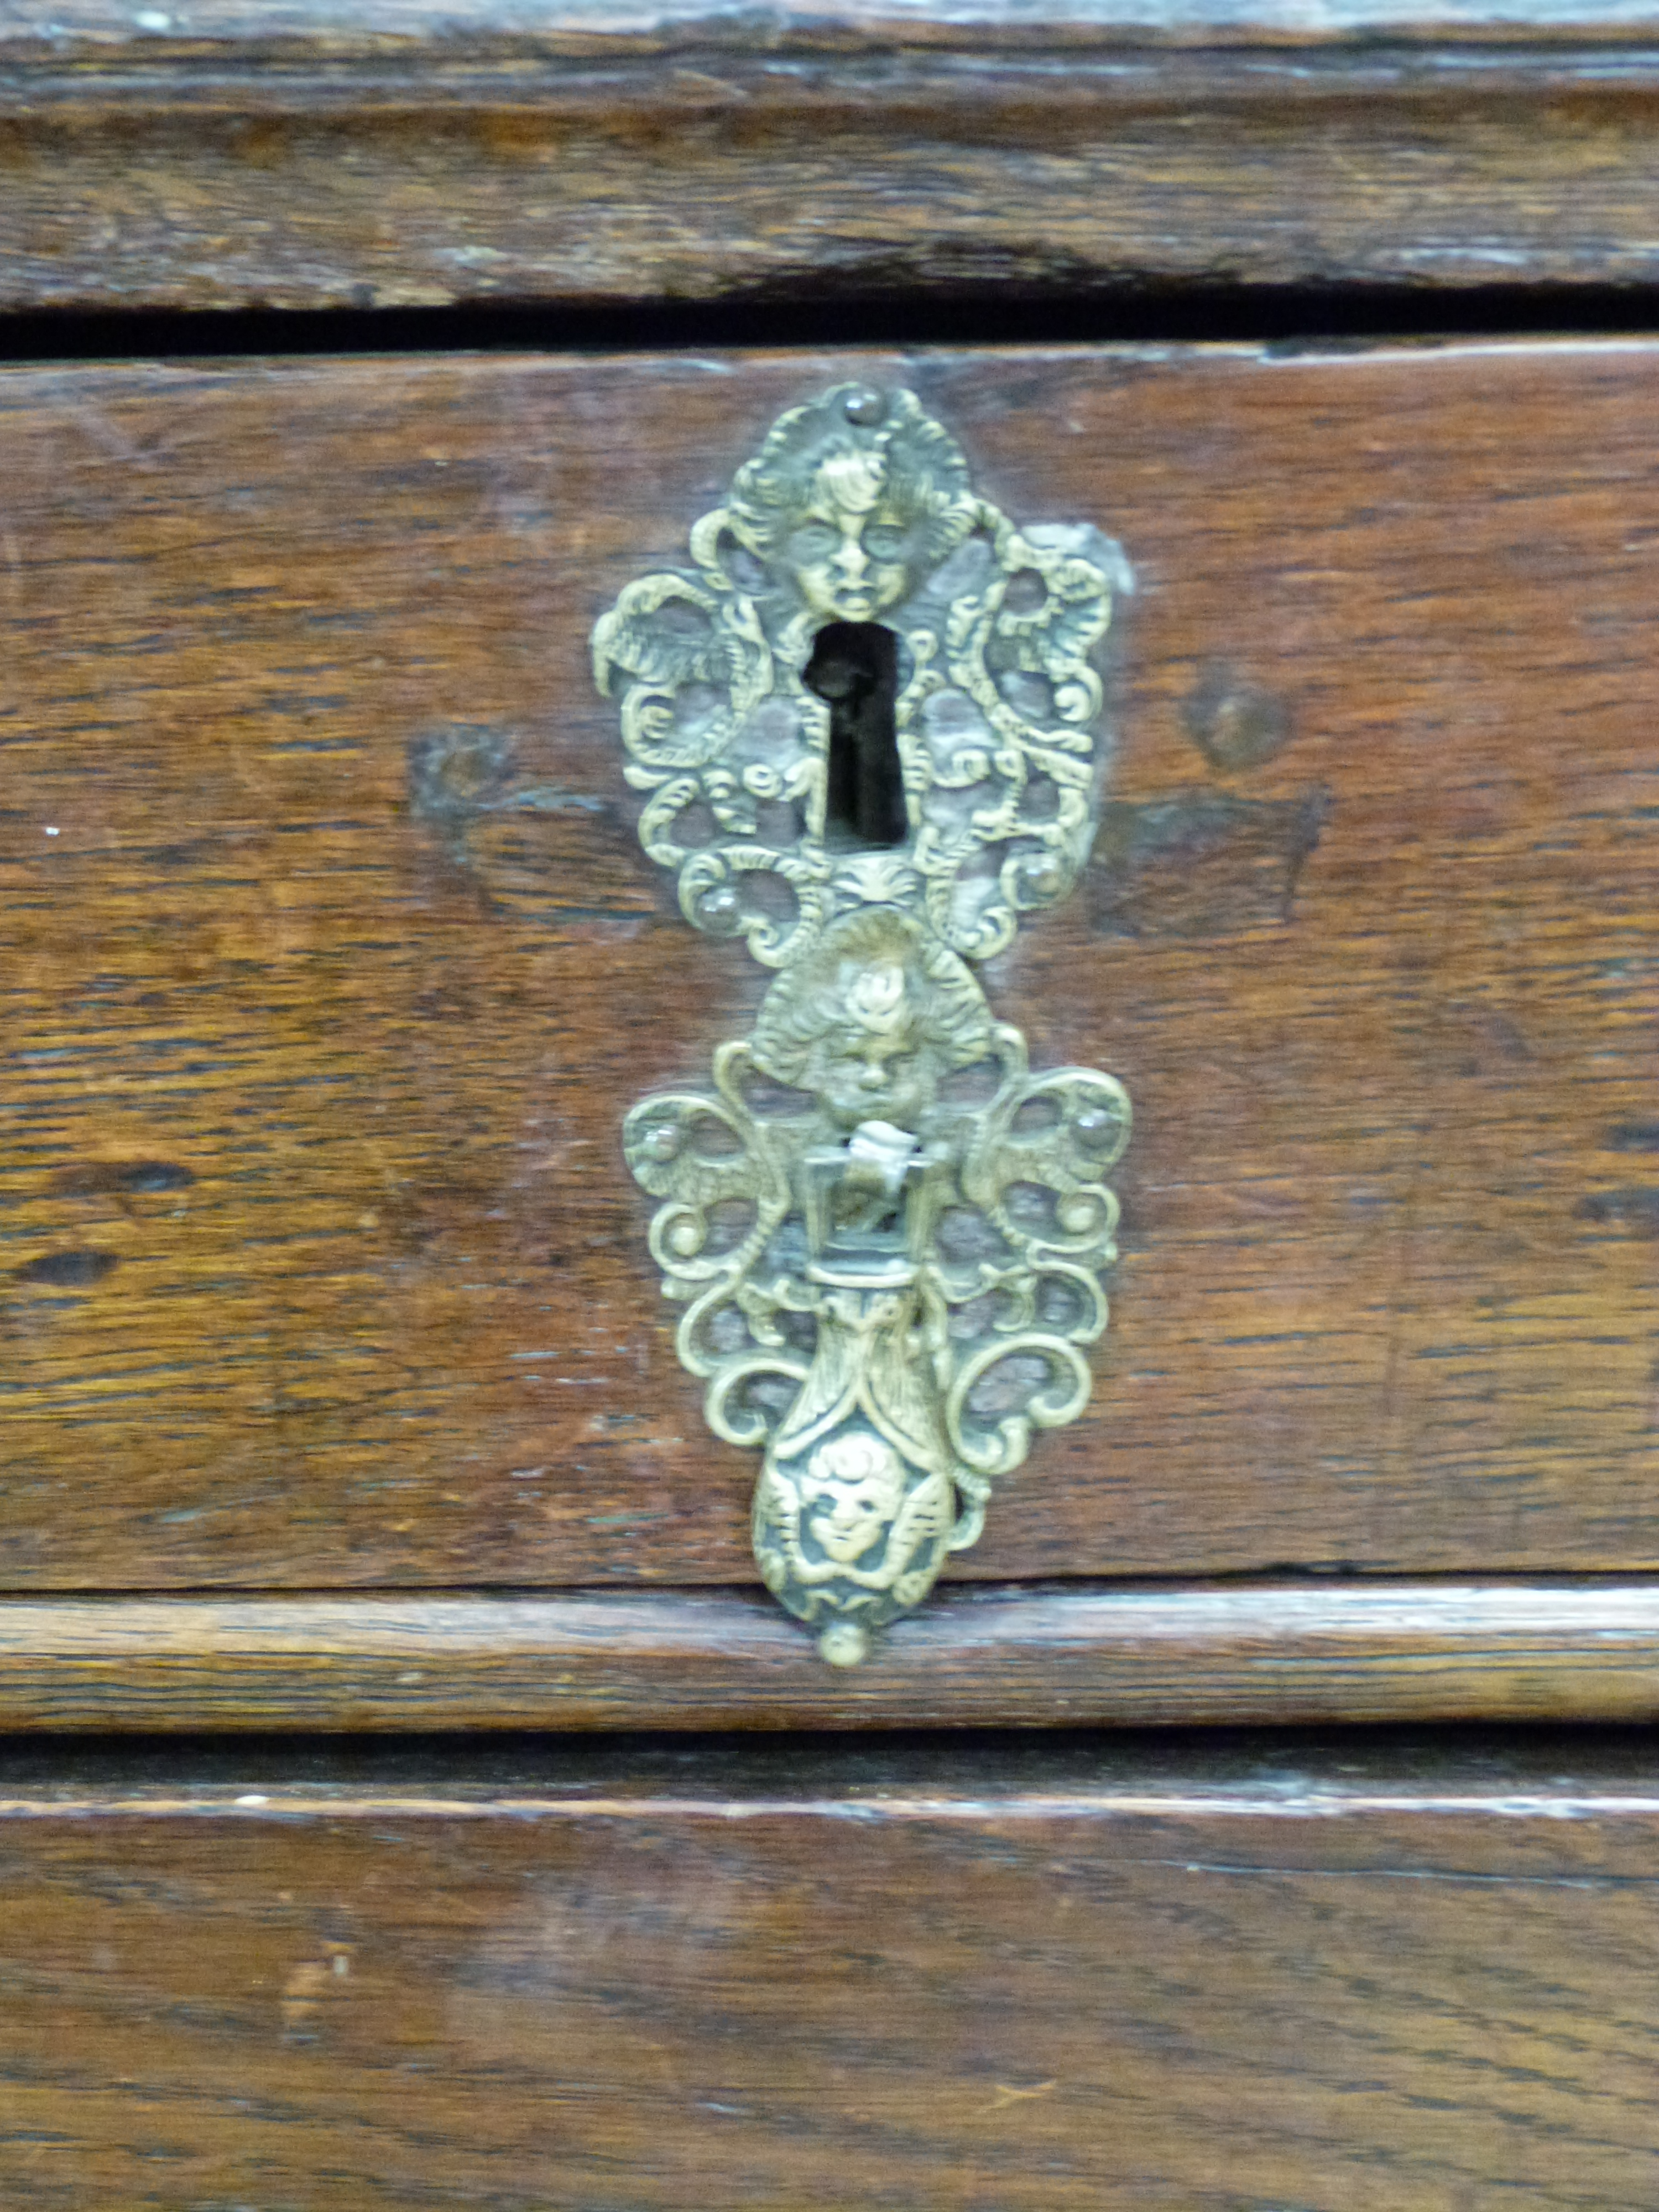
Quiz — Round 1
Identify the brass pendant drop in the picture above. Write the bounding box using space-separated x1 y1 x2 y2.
594 383 1131 1665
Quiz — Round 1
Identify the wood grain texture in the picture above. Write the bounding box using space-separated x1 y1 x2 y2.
5 1583 1659 1728
19 1 1659 46
1 342 1655 1594
8 12 1659 304
1 1732 1657 2207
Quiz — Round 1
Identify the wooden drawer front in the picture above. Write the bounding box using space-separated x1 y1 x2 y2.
1 1738 1656 2209
1 343 1655 1623
6 7 1659 312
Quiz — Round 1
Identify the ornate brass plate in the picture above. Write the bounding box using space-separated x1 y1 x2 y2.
594 384 1131 1664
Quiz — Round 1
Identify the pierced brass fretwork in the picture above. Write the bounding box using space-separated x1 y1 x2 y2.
594 383 1132 1665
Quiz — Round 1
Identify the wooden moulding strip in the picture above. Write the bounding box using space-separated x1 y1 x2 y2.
13 1 1659 62
1 1580 1658 1729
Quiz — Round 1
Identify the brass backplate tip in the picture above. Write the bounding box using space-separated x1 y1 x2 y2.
594 383 1132 1664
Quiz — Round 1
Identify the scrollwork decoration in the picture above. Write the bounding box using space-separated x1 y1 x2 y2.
596 383 1132 1665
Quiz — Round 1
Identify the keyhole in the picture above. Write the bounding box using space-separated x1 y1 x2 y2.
804 622 906 849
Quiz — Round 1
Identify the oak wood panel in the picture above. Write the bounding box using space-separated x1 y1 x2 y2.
1 342 1655 1591
1 1734 1657 2207
4 1583 1659 1728
9 14 1659 305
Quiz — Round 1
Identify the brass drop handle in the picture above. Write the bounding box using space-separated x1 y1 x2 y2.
594 384 1131 1665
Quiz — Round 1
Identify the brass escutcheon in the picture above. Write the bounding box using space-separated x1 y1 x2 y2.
594 383 1132 1665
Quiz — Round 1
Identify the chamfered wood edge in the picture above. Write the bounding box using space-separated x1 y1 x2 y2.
5 1580 1659 1730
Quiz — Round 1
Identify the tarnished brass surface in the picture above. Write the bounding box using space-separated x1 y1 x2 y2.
594 384 1131 1663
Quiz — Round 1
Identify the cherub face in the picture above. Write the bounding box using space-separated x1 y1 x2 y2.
810 1029 929 1133
806 956 936 1132
779 453 929 623
801 1432 906 1565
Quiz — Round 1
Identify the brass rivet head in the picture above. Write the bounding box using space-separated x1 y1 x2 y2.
695 884 743 933
1019 851 1065 898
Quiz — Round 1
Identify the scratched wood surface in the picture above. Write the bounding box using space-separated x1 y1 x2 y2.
9 6 1659 307
0 1732 1656 2208
1 342 1655 1593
